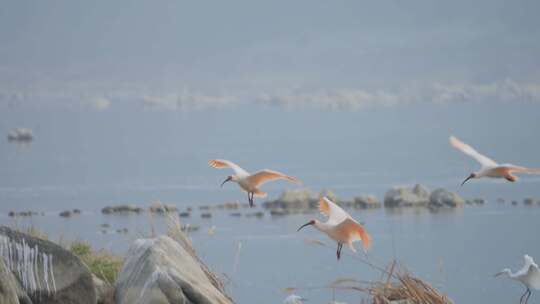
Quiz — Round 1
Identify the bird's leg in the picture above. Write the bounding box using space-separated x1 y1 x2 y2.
524 288 531 304
248 192 254 207
336 243 342 260
520 288 529 304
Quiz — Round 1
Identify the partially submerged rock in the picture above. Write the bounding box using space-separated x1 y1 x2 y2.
270 209 289 216
59 209 79 217
7 128 33 142
59 210 72 217
384 185 464 209
352 195 381 209
8 210 42 217
101 205 143 215
466 198 485 205
0 226 96 304
181 225 200 233
149 203 178 214
245 211 264 218
114 235 232 304
523 197 538 206
384 185 430 208
263 189 317 210
429 189 465 208
223 202 240 210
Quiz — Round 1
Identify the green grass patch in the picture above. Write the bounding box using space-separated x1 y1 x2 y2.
70 241 123 285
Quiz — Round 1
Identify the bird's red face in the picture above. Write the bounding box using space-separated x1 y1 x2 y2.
297 220 316 231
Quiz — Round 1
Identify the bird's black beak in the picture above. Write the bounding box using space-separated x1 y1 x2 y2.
297 221 314 232
220 176 232 187
461 174 473 186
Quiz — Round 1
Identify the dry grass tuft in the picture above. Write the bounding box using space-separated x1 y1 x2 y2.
369 272 452 304
332 261 453 304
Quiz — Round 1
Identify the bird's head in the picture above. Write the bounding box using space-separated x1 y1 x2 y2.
461 172 477 186
494 268 511 278
297 220 316 231
220 175 237 187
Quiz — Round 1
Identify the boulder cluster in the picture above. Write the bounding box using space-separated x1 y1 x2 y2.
0 226 232 304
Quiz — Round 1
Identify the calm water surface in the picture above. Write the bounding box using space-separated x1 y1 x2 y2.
1 102 540 303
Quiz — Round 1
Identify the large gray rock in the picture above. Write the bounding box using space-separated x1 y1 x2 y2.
114 235 232 304
0 226 96 304
263 189 317 210
384 185 430 207
0 258 31 304
429 188 465 208
352 195 381 209
93 275 112 304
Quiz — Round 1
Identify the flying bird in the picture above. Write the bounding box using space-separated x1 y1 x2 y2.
449 136 540 185
495 254 540 304
297 197 370 260
208 159 301 207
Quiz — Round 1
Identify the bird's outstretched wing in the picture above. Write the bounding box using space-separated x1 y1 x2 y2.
208 159 249 177
334 218 371 251
524 255 540 289
245 169 301 187
318 197 350 225
449 136 498 168
502 165 540 175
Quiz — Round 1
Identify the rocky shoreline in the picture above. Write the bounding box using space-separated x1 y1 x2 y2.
5 185 540 223
0 225 232 304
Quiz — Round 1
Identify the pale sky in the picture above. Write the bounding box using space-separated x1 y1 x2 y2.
1 0 539 110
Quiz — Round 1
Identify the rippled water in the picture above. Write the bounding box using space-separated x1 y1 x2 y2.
1 103 540 303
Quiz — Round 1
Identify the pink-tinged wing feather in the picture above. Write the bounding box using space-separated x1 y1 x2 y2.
334 218 371 251
245 169 301 187
449 136 498 168
318 197 350 225
503 165 540 175
208 159 249 177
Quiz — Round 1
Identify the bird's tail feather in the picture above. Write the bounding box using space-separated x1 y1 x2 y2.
358 226 371 250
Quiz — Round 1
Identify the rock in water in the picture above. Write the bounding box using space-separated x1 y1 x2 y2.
429 189 465 208
384 184 430 207
353 195 381 209
115 235 232 304
0 226 96 304
263 189 317 210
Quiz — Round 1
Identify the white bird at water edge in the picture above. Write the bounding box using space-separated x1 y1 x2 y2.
297 197 370 260
208 159 301 207
283 294 307 304
495 254 540 304
449 136 540 185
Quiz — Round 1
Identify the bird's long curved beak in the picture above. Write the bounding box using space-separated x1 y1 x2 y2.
461 174 473 186
297 221 314 232
220 176 232 187
493 271 504 277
